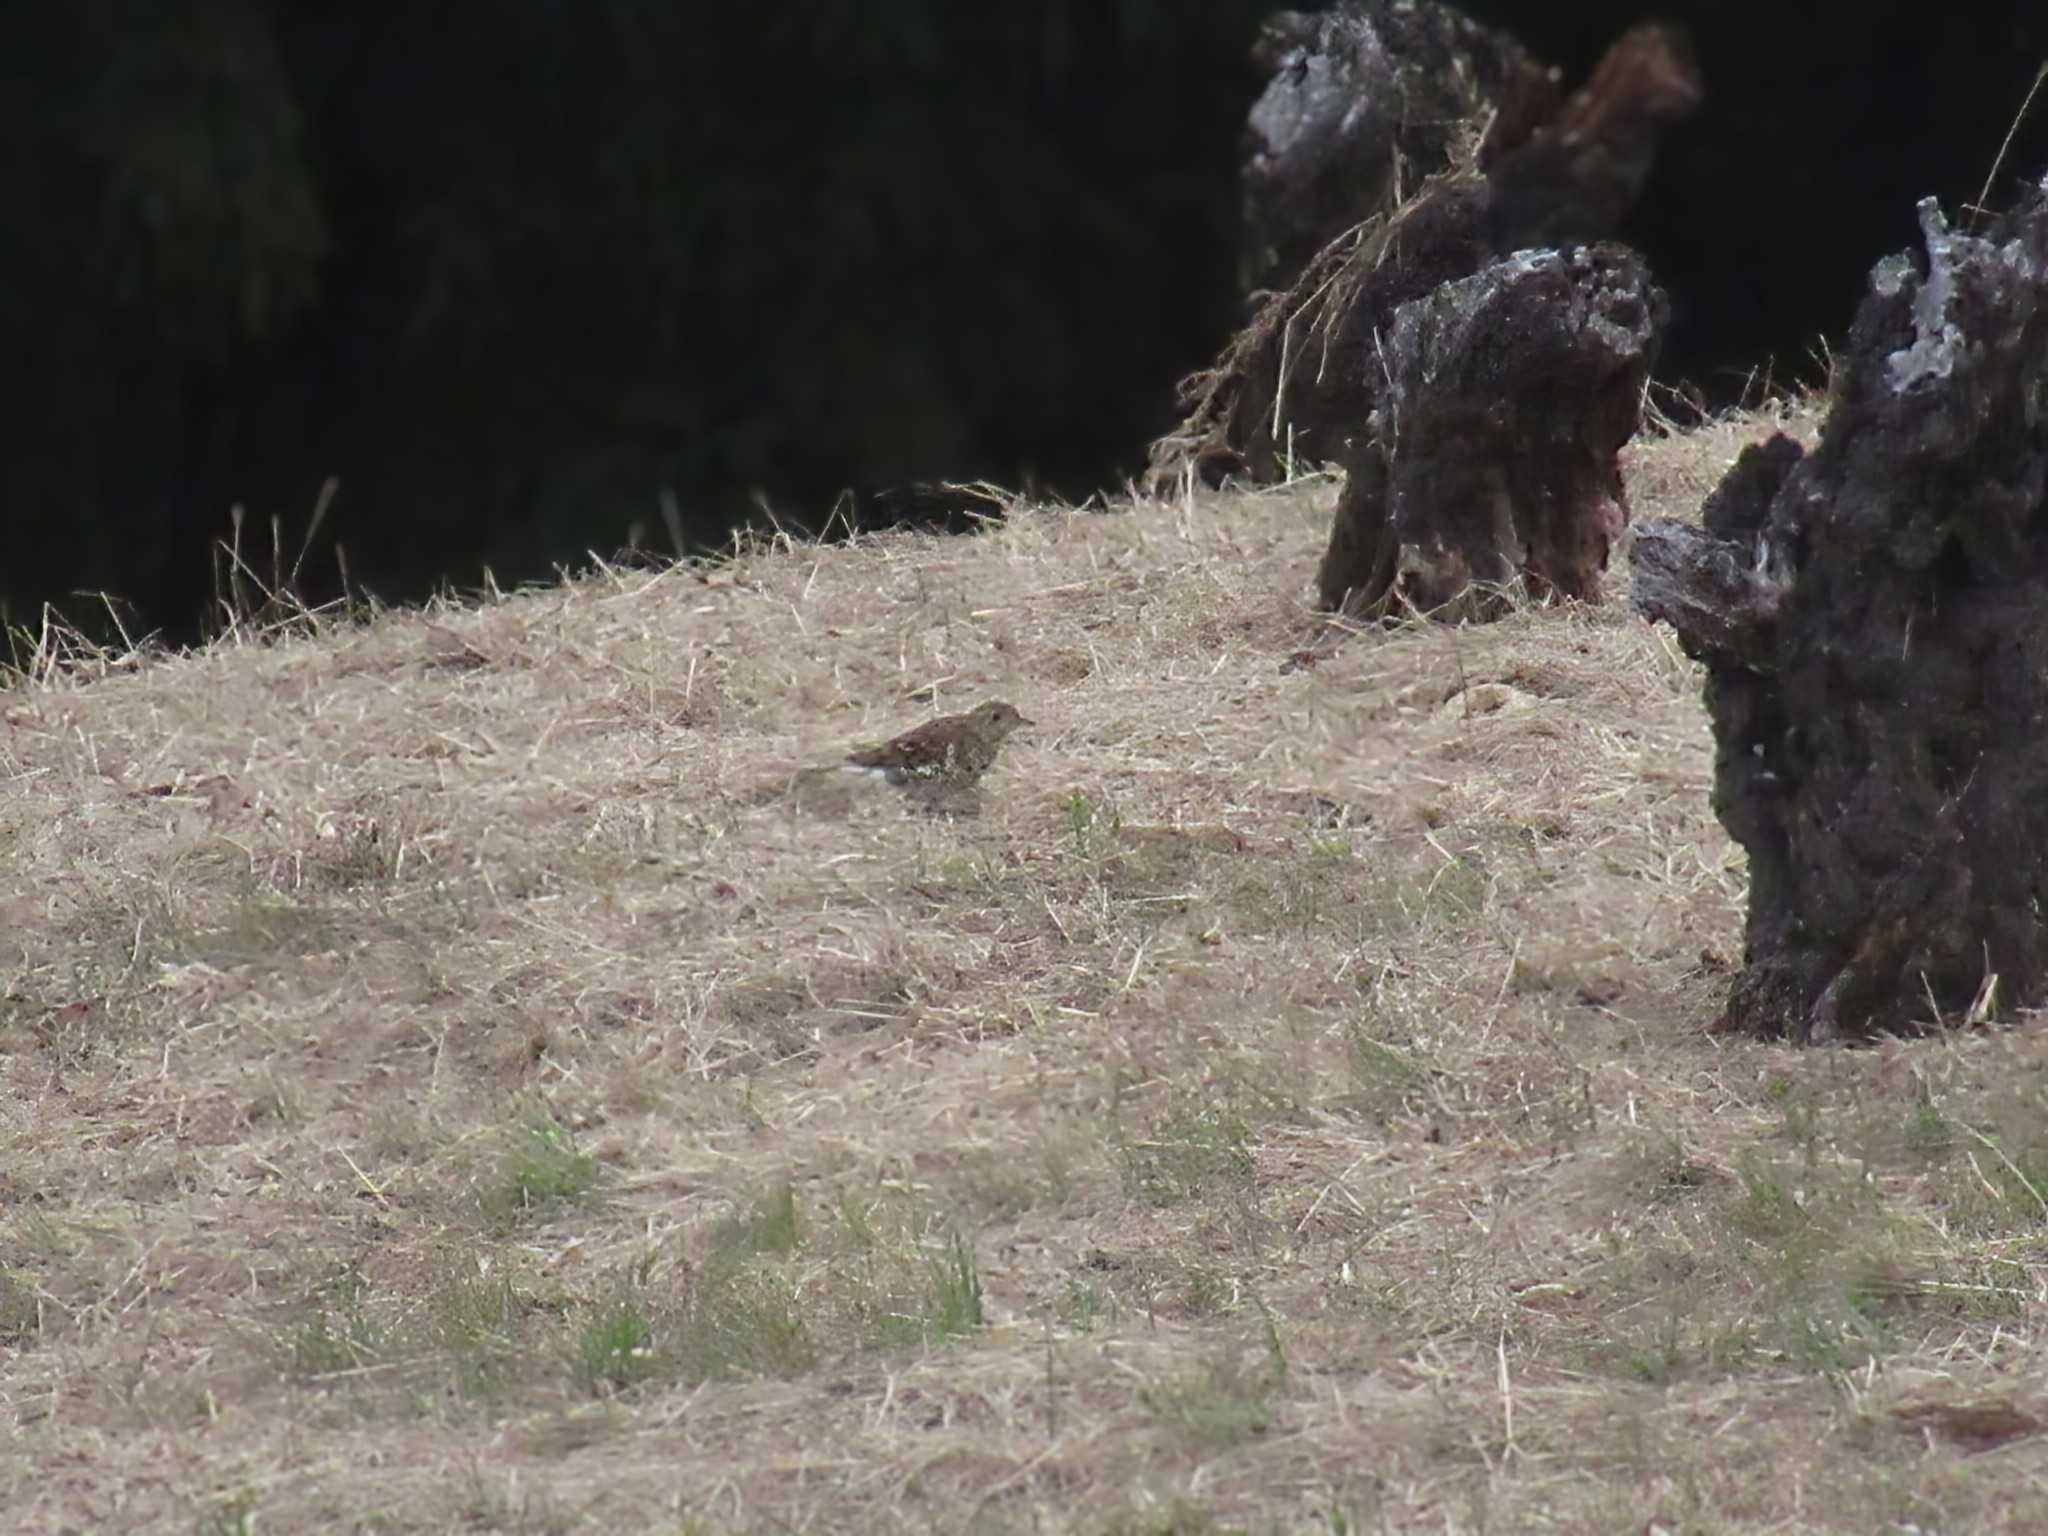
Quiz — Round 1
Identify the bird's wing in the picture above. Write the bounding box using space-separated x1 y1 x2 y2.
847 720 947 772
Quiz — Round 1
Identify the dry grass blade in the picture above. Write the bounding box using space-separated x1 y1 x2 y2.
1969 59 2048 229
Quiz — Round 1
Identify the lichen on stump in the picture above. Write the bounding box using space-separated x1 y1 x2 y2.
1319 243 1667 619
1631 184 2048 1042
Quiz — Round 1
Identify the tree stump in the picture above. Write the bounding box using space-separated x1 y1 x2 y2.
1630 184 2048 1041
1241 2 1558 296
1146 23 1696 495
1318 244 1667 617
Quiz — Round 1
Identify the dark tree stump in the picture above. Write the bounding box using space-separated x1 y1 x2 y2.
1147 173 1498 491
1630 185 2048 1042
1481 25 1703 253
1241 2 1559 296
1147 24 1697 495
1317 244 1667 617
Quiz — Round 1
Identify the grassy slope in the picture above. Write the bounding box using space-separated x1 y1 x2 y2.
6 399 2048 1534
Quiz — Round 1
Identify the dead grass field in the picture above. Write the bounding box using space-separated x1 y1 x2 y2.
7 397 2048 1533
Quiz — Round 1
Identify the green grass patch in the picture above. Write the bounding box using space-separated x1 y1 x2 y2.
573 1280 662 1394
179 888 350 971
475 1103 601 1232
0 1267 45 1345
1092 1501 1242 1536
659 1183 816 1383
278 1264 384 1380
712 1179 803 1256
1589 1147 1918 1382
427 1262 533 1403
1139 1306 1288 1452
1113 1089 1257 1209
921 1228 986 1339
1058 1273 1122 1333
1612 1129 1716 1206
1337 1017 1438 1122
841 1219 990 1352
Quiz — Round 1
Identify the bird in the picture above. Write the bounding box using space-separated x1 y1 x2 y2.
842 700 1033 788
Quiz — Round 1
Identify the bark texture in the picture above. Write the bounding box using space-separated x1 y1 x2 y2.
1148 22 1697 496
1317 244 1667 617
1241 1 1558 295
1630 184 2048 1041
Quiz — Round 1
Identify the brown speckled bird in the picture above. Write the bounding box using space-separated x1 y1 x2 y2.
844 700 1033 788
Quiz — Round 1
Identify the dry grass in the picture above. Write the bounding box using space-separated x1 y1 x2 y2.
8 394 2048 1534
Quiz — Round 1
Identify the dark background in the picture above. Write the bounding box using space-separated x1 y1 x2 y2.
5 1 2045 644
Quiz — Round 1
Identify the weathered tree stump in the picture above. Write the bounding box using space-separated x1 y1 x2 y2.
1148 172 1498 491
1317 244 1667 617
1241 2 1558 296
1631 183 2048 1042
1147 24 1697 496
